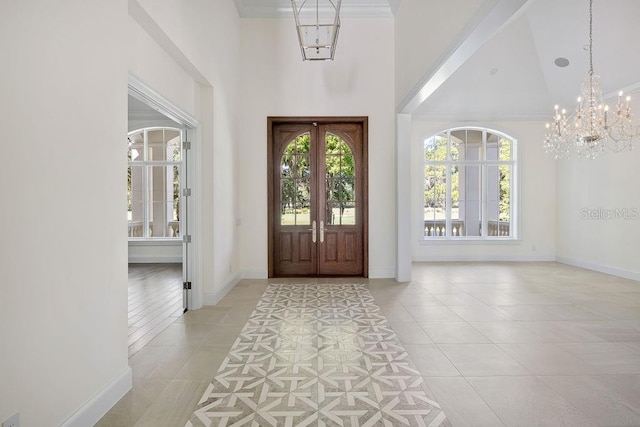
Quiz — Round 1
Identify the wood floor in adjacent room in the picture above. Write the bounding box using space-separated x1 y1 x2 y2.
127 263 183 357
98 262 640 426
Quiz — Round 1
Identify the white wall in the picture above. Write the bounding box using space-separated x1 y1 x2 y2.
0 1 130 425
411 120 557 261
556 97 640 280
130 0 242 305
394 0 485 106
238 18 396 278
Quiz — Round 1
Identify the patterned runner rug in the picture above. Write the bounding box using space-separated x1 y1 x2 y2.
187 283 448 426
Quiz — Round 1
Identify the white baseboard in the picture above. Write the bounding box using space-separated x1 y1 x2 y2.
128 256 183 263
556 257 640 282
202 273 242 305
412 254 556 262
61 367 132 427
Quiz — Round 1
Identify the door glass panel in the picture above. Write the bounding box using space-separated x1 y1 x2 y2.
128 165 144 237
147 129 181 161
148 165 179 238
280 134 311 226
325 133 356 225
128 134 143 161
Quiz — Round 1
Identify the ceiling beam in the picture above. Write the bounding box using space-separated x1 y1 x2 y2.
397 0 533 114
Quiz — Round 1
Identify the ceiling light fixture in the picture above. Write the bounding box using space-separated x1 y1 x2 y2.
544 0 639 159
291 0 341 61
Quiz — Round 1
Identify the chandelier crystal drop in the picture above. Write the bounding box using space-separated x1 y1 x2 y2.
544 0 639 159
291 0 341 61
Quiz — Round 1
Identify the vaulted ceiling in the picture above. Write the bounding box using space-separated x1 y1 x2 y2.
130 0 640 122
233 0 640 121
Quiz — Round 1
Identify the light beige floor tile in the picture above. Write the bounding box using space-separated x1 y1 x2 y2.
201 324 245 346
134 379 210 427
519 321 606 343
174 345 231 380
437 343 529 376
217 306 255 325
145 323 193 347
388 321 434 344
417 283 464 295
404 305 463 322
623 341 640 353
572 320 640 341
468 321 543 343
557 342 640 374
128 345 194 380
426 377 504 426
595 374 640 414
448 305 510 322
176 306 230 324
404 344 461 377
498 343 600 375
467 376 596 427
580 304 640 320
377 303 416 322
395 292 443 306
419 321 490 344
432 293 486 306
538 375 640 426
95 377 169 427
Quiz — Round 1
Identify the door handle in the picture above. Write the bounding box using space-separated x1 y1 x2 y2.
320 220 325 243
309 220 317 243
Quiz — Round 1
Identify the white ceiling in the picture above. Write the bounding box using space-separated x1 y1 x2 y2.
414 0 640 121
130 0 640 122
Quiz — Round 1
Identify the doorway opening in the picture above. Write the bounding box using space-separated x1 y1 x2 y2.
127 77 199 354
268 117 368 277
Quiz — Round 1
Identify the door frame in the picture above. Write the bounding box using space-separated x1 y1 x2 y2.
267 116 369 277
129 75 200 310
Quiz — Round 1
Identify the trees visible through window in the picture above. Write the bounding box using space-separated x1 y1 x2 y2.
424 128 516 239
128 128 182 239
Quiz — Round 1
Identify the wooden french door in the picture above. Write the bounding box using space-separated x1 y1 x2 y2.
268 117 368 277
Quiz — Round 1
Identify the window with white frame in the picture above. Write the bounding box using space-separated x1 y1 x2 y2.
128 127 183 239
423 127 516 239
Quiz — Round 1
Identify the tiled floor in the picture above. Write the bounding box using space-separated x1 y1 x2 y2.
97 262 640 426
188 283 446 426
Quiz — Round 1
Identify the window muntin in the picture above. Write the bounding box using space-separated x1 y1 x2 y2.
423 128 516 239
128 128 182 239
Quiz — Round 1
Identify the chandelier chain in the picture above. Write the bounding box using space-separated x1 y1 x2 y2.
588 0 593 75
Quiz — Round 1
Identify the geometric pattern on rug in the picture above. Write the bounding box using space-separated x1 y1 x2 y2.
186 283 449 427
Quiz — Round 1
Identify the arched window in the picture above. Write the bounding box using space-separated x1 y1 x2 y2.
423 127 517 239
127 127 183 239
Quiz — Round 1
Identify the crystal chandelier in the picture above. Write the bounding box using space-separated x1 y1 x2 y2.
544 0 639 159
291 0 341 61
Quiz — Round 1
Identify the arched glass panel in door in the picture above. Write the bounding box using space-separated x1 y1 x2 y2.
325 134 356 225
280 133 311 226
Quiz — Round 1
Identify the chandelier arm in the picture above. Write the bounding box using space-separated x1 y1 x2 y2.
543 0 637 159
